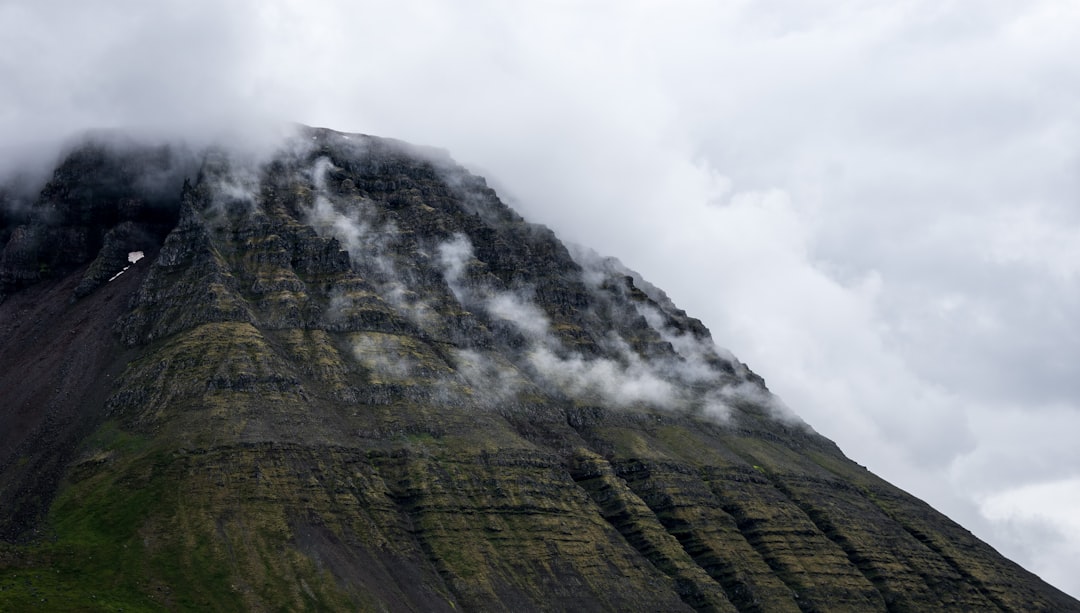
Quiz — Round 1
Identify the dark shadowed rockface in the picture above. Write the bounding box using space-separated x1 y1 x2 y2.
1 126 1076 611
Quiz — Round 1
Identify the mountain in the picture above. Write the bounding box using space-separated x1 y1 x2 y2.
1 126 1076 612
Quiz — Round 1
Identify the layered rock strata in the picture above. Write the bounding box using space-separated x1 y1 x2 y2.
0 127 1075 612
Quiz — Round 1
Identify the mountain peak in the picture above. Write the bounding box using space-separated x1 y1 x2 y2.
1 127 1076 611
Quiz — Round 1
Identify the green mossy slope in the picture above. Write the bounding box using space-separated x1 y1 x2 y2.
1 128 1077 612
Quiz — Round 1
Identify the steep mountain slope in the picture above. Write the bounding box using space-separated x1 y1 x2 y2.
1 127 1076 612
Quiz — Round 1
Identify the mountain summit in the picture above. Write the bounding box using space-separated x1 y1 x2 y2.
1 126 1076 611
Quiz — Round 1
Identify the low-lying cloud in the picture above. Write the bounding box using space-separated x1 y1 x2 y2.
4 0 1079 598
435 232 761 419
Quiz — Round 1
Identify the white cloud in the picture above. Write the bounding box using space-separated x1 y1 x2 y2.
485 293 550 339
3 0 1080 599
527 345 679 410
980 478 1080 595
436 233 474 301
435 234 743 417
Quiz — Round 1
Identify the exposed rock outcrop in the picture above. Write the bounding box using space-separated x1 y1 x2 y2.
0 127 1076 611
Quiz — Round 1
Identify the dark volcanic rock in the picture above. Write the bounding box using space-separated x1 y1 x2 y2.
0 126 1076 612
0 135 193 302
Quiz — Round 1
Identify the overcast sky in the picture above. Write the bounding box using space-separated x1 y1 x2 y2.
3 0 1079 598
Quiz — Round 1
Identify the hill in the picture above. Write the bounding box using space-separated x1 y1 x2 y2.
1 126 1076 611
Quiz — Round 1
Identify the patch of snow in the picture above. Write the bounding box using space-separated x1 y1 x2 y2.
108 252 144 282
108 266 130 282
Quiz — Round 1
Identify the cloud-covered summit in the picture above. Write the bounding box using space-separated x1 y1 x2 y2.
3 0 1079 598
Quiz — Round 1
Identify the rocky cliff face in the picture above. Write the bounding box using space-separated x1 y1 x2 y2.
1 127 1076 612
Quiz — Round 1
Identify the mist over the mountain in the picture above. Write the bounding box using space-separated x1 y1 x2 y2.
1 126 1076 611
3 0 1080 600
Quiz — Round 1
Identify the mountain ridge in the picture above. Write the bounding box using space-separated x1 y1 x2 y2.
1 126 1076 611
